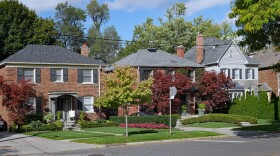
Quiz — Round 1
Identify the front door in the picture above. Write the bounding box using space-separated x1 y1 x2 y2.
56 96 74 121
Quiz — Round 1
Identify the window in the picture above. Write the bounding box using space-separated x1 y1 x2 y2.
78 69 98 84
232 69 242 79
51 68 68 82
25 97 42 114
140 70 153 81
18 68 40 83
221 68 230 77
246 69 255 79
82 97 94 113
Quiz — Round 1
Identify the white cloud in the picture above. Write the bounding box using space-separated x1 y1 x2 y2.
18 0 83 13
105 0 171 11
185 0 231 15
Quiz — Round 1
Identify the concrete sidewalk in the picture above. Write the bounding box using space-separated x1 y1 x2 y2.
0 132 97 155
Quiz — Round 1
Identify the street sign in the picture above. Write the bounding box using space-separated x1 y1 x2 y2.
169 87 177 99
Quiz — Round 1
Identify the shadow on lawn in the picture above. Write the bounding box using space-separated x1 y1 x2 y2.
128 130 158 135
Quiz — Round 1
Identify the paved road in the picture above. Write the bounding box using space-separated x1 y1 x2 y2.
52 133 280 156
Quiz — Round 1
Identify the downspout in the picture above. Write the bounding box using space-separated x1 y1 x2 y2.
98 65 101 111
137 66 140 112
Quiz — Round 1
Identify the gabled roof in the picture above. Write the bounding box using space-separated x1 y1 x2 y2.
185 37 259 65
258 83 272 92
252 49 280 68
0 44 106 66
106 48 204 71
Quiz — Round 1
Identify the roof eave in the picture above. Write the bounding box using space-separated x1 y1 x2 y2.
0 62 107 67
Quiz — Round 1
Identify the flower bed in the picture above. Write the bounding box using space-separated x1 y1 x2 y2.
119 123 169 129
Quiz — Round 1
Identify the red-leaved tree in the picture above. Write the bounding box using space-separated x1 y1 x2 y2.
198 71 234 113
0 76 36 125
151 71 194 114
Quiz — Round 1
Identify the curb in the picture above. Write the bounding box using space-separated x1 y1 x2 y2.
96 135 228 148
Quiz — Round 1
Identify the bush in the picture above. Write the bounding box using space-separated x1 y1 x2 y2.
79 121 118 128
15 122 63 132
119 123 169 129
43 113 54 124
110 115 178 127
24 114 44 124
181 114 257 125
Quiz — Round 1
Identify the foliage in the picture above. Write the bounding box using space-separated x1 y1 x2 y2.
86 0 109 32
151 71 194 114
53 120 63 128
79 121 119 128
28 120 43 128
109 115 178 127
55 111 62 121
229 92 280 120
43 113 54 124
198 71 234 113
0 76 36 125
24 114 44 124
55 1 86 52
198 103 206 110
18 123 63 132
229 0 280 51
0 0 57 60
180 114 257 125
119 123 169 129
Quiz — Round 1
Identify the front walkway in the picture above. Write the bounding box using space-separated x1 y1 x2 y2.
0 132 96 155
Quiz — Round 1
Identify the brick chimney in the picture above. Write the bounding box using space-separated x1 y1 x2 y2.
81 43 89 57
176 45 185 58
196 32 204 64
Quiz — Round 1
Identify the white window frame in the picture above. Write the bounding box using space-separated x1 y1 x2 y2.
82 69 93 84
233 68 240 80
82 96 94 113
221 68 228 77
54 69 63 82
23 68 36 83
246 68 255 80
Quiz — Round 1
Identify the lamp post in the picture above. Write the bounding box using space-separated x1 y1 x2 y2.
169 86 177 135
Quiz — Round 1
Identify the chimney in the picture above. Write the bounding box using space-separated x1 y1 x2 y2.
176 45 185 58
196 32 204 64
81 43 89 57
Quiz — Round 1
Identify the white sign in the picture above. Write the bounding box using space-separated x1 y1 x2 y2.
169 86 177 100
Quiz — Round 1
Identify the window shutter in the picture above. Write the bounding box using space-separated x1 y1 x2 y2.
63 68 68 82
78 69 83 83
227 69 230 78
93 69 98 83
36 68 41 83
17 68 23 82
50 69 55 82
252 69 255 79
78 97 83 110
140 70 144 81
239 69 242 79
232 69 235 79
245 69 248 79
36 97 42 114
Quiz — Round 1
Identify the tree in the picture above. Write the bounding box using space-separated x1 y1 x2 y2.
88 26 121 63
0 0 57 60
229 0 280 51
95 66 153 136
219 21 236 40
0 76 36 126
87 0 109 33
55 2 86 52
198 71 234 113
151 71 194 114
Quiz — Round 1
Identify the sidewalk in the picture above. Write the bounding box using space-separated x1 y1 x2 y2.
0 132 97 155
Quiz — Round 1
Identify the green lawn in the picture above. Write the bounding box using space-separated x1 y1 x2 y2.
73 131 221 145
24 130 113 140
82 127 175 134
235 119 280 132
257 119 280 125
184 122 239 128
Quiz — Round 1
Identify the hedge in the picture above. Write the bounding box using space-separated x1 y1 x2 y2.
12 123 63 133
110 115 178 127
229 92 280 120
180 114 257 125
79 122 119 128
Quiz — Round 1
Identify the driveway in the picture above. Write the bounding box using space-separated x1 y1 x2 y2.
0 132 96 155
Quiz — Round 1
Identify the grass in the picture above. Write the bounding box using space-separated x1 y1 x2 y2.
257 119 280 125
73 131 221 145
234 119 280 132
24 130 113 140
82 127 175 134
184 122 239 128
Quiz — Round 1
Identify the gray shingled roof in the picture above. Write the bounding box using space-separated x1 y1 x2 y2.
252 49 280 68
106 48 204 71
185 37 259 65
0 44 106 65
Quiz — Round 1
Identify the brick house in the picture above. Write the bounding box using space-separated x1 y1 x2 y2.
106 47 204 115
253 49 280 96
185 33 260 99
0 44 106 127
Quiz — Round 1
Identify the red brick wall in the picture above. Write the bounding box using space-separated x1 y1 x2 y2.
259 69 278 96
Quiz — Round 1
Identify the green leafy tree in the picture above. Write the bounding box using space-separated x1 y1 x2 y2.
55 2 86 52
229 0 280 51
0 0 57 60
87 0 109 33
95 66 153 136
219 21 236 40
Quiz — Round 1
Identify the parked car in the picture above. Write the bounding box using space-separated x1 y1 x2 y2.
130 112 152 116
0 116 5 131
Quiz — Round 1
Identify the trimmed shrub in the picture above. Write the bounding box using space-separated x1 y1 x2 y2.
181 114 257 125
79 121 118 128
110 115 178 127
119 123 169 129
15 123 63 132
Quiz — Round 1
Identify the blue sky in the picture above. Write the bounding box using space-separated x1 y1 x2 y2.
19 0 233 41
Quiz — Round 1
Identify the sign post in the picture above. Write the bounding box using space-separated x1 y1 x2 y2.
169 86 177 135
